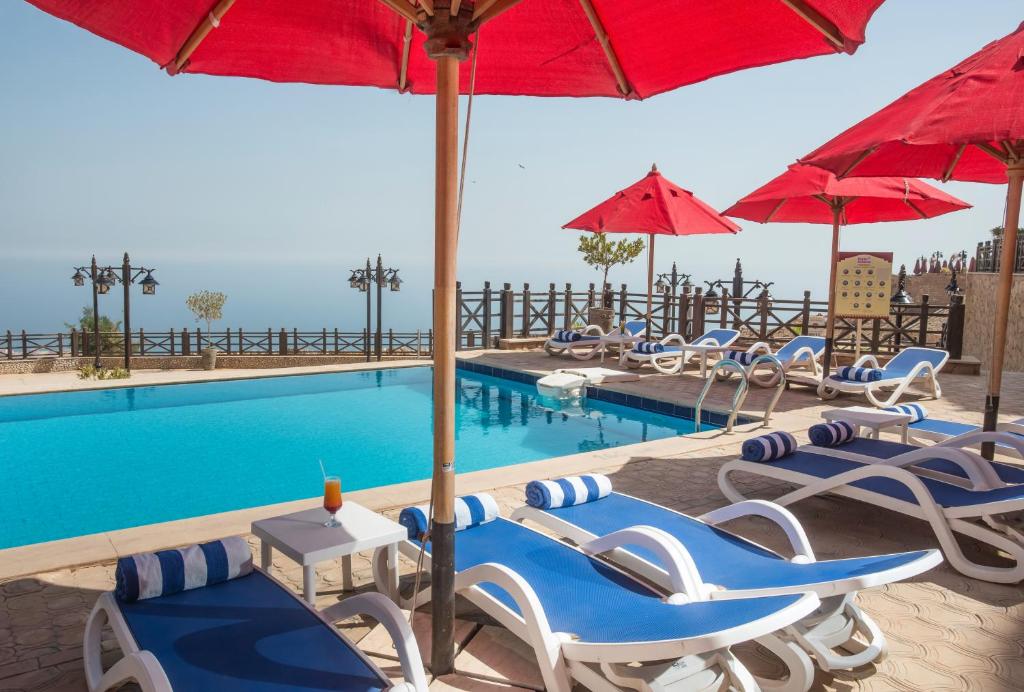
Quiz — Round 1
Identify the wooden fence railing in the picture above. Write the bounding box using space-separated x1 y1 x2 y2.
2 328 433 360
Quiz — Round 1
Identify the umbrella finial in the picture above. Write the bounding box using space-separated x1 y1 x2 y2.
650 163 659 174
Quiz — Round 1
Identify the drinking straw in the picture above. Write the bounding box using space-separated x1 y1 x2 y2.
318 459 327 482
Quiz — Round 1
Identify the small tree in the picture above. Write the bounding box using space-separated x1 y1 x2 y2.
65 308 123 356
185 290 227 347
577 233 646 290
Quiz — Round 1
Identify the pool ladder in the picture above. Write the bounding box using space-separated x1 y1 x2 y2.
694 354 786 433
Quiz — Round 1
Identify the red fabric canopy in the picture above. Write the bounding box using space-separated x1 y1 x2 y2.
724 164 971 225
800 22 1024 184
564 165 740 235
26 0 883 99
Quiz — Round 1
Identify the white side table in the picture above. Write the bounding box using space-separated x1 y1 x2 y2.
602 334 644 364
821 406 912 443
252 502 407 605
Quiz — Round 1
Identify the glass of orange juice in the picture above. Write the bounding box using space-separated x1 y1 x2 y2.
323 476 342 527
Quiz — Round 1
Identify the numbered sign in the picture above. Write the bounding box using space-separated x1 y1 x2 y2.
833 251 893 319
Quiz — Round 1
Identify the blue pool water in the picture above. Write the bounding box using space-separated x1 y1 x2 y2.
0 366 708 549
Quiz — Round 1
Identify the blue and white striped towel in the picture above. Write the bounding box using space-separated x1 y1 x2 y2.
884 403 928 423
724 350 756 366
633 342 665 354
555 329 582 343
115 536 253 603
525 474 612 509
399 493 499 541
836 366 884 382
741 432 798 462
808 421 856 447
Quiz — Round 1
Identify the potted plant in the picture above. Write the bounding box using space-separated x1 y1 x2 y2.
576 234 644 331
185 290 227 370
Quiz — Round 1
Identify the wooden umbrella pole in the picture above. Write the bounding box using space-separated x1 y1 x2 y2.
646 234 655 339
982 162 1024 457
822 206 841 377
429 53 460 675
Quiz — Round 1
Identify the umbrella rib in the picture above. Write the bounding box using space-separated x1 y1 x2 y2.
169 0 237 74
577 0 632 97
941 144 967 182
837 146 876 178
778 0 846 51
398 20 413 92
763 198 788 223
906 200 928 219
472 0 522 24
419 0 435 15
377 0 421 24
976 142 1009 164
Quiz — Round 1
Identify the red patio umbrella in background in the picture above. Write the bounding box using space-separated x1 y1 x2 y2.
724 164 971 375
564 164 740 338
23 0 887 670
800 21 1024 454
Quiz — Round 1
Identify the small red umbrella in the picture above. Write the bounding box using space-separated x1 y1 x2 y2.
23 0 887 670
564 164 740 337
800 21 1024 446
724 164 970 373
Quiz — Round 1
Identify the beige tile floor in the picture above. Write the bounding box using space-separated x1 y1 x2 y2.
1 353 1023 690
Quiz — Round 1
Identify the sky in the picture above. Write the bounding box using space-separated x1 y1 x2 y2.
1 1 1020 332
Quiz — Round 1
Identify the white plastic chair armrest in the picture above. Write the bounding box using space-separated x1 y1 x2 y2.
936 430 1024 460
746 342 771 355
997 421 1024 435
852 354 880 368
322 593 428 692
699 501 816 563
660 333 686 346
788 346 817 366
581 324 606 336
579 526 709 601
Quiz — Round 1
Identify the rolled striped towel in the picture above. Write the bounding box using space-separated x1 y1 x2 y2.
525 474 612 509
809 421 856 447
399 493 500 540
741 432 798 462
555 329 582 343
836 366 884 382
633 341 665 354
724 350 756 366
884 403 928 423
115 536 253 603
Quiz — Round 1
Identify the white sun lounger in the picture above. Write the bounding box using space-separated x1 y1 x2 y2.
623 328 740 376
817 347 948 408
544 320 646 361
86 567 427 692
512 487 940 692
719 434 1024 583
376 498 821 692
900 414 1024 460
718 335 827 387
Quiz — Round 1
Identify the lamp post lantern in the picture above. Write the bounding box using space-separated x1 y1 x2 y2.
348 256 401 362
71 253 157 371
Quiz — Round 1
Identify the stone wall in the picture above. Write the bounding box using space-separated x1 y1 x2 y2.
0 354 426 375
962 272 1024 373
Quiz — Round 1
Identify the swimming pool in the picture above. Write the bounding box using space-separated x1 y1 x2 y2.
0 365 712 549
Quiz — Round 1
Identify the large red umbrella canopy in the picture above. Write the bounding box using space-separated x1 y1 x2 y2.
22 0 887 673
725 164 970 373
25 0 884 98
799 22 1024 451
724 164 971 224
565 165 739 336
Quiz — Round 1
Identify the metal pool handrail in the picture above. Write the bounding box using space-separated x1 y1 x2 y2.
694 354 786 432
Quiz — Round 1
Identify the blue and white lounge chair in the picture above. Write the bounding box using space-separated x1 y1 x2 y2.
719 430 1024 584
893 407 1024 459
377 494 821 692
717 335 827 387
544 320 646 361
512 475 941 692
817 347 949 408
87 538 427 692
623 328 740 375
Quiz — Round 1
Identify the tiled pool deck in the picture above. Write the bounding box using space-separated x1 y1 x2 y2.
1 353 1023 690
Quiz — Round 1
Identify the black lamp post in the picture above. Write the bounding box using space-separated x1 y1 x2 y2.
72 253 158 371
891 264 913 349
654 262 692 328
348 255 401 362
703 259 774 318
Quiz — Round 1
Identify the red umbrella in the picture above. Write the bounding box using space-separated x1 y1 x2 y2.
800 21 1024 448
724 164 970 374
564 164 740 337
24 0 887 669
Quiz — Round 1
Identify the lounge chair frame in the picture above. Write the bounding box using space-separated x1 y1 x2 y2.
906 420 1024 460
719 338 825 388
817 349 948 408
544 322 645 361
719 443 1024 583
374 520 819 692
84 568 427 692
513 497 939 692
623 329 740 375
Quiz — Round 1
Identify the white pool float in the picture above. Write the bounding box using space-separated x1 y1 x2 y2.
536 367 640 399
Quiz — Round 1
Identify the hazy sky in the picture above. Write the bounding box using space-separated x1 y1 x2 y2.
1 2 1020 332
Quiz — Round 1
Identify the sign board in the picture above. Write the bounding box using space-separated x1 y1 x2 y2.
833 251 893 319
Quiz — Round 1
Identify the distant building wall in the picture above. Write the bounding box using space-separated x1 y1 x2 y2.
962 272 1024 373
